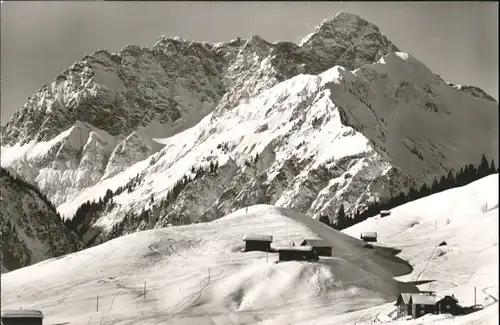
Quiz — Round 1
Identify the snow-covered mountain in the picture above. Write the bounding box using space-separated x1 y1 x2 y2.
1 174 497 325
1 12 498 246
0 168 85 273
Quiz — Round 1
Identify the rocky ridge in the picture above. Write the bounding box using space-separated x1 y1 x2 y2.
1 12 497 248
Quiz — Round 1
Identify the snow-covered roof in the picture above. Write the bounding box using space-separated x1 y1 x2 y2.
275 246 313 252
410 294 437 305
361 232 377 238
242 234 273 242
1 310 44 318
398 293 413 304
301 239 331 247
380 210 391 215
397 292 436 305
436 295 459 303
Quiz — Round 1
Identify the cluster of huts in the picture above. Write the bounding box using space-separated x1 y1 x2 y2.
395 292 462 319
242 234 334 261
242 232 379 262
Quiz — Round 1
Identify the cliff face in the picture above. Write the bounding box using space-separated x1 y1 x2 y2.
0 168 85 273
1 12 497 248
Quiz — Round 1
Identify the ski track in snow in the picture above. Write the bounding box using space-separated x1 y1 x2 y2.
1 175 498 325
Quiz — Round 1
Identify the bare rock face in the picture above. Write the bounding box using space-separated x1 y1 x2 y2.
0 168 85 273
1 12 497 248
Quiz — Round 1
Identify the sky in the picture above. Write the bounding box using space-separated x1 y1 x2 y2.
1 1 498 123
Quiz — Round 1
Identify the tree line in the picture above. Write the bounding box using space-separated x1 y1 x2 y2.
66 160 220 238
320 154 498 230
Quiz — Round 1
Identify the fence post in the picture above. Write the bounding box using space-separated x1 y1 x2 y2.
208 268 211 285
474 286 476 306
144 280 146 299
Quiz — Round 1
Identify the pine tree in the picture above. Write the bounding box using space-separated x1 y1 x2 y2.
209 161 215 174
336 204 346 230
489 160 497 174
419 183 430 197
446 170 455 188
477 154 489 179
319 215 331 227
407 187 419 201
430 178 439 194
456 167 465 186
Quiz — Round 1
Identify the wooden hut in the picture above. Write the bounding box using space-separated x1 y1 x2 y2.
300 239 332 257
360 232 378 242
395 293 436 319
242 234 273 252
276 246 318 262
436 295 460 315
410 294 437 318
395 293 414 318
380 210 391 218
1 310 44 325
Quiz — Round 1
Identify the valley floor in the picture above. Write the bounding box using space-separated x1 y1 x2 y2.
1 175 498 325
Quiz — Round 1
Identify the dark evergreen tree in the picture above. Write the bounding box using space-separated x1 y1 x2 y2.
319 215 331 227
466 164 476 183
490 160 497 174
477 154 489 179
336 204 346 230
446 170 455 188
418 183 430 197
407 187 419 201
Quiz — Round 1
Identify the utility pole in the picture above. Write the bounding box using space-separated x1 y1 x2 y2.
474 286 477 306
266 249 269 263
96 295 99 312
144 280 146 299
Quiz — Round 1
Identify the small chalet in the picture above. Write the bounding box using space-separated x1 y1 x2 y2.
396 293 436 319
300 239 332 257
1 310 44 325
436 295 460 315
396 293 414 318
410 294 438 318
360 232 378 243
276 246 318 262
380 210 391 218
242 234 273 252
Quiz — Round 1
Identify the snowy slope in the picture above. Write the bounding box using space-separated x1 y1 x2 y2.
0 205 417 325
2 175 497 324
0 168 85 273
342 174 499 324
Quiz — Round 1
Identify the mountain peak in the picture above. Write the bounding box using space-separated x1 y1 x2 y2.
299 12 382 47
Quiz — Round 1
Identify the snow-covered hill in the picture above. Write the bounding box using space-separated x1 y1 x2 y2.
343 174 498 324
1 175 497 324
0 168 85 273
1 12 498 245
